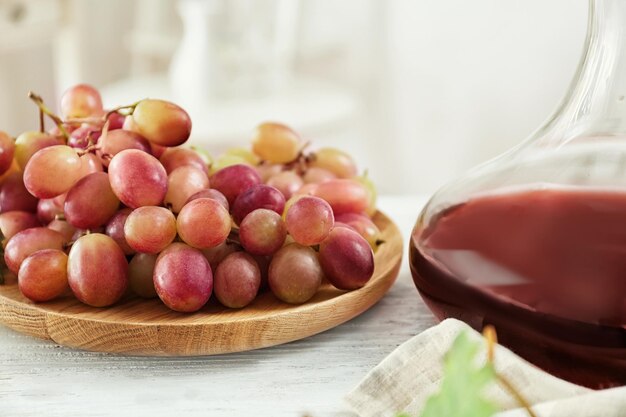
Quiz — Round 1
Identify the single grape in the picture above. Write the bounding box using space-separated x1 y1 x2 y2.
124 206 176 254
0 211 39 241
105 208 135 255
164 166 209 213
201 241 240 270
108 149 167 208
37 198 64 224
319 227 374 290
239 209 287 255
268 243 323 304
79 152 104 178
0 172 39 213
266 171 304 199
128 253 158 298
256 163 283 183
154 242 212 312
294 183 319 197
159 147 209 175
18 249 68 302
14 131 63 170
4 227 65 274
285 196 334 246
303 167 337 184
97 129 151 166
67 233 128 307
309 147 357 178
68 125 101 149
60 84 103 119
24 145 83 199
210 164 261 205
232 184 285 224
64 172 120 229
313 179 369 215
107 111 126 130
186 188 229 211
177 198 231 249
214 252 261 308
251 122 301 163
47 219 76 244
131 99 191 147
355 173 377 216
0 131 15 175
335 213 381 249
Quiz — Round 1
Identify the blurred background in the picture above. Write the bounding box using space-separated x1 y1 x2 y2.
0 0 587 194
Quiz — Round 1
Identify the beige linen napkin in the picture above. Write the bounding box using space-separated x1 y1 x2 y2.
345 319 626 417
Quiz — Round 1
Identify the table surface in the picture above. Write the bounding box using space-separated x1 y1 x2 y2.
0 195 436 417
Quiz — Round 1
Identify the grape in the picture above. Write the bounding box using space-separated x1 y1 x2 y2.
251 122 301 163
67 233 128 307
107 112 126 130
355 173 377 216
303 167 336 184
124 206 176 254
4 227 65 274
18 249 68 302
150 142 167 159
37 198 63 224
294 183 318 197
232 184 285 224
97 129 151 166
318 227 374 290
285 196 334 246
0 172 38 213
313 179 369 215
0 211 39 241
256 163 283 182
14 131 63 170
79 152 104 177
108 149 167 208
201 241 239 270
105 208 134 255
186 188 229 211
335 213 381 249
24 145 83 199
164 166 209 213
214 252 261 308
128 253 157 298
268 244 323 304
131 99 191 147
210 164 261 205
251 254 271 289
160 147 209 175
68 125 101 149
177 198 231 249
60 84 103 119
154 242 213 312
64 172 120 229
239 209 286 255
47 219 76 244
0 131 15 175
309 147 357 178
266 171 303 199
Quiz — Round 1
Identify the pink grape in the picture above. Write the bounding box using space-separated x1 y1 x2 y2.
4 227 65 274
150 142 167 159
97 129 151 166
47 219 76 244
285 196 334 246
201 241 240 270
60 84 103 119
256 163 283 183
313 179 369 215
239 209 286 256
164 166 209 213
131 99 192 147
303 167 336 184
266 171 303 199
309 147 357 178
268 244 323 304
64 172 120 229
107 112 126 130
232 184 285 224
78 153 104 178
68 125 101 149
128 253 158 298
335 213 382 249
186 189 229 211
0 211 39 241
124 206 176 254
105 208 134 255
177 198 231 249
14 131 63 170
18 249 68 302
37 198 63 224
214 252 261 308
0 172 39 213
294 183 319 197
160 147 209 175
210 164 261 205
318 226 374 290
108 149 167 208
0 131 15 175
67 233 128 307
24 145 83 198
154 242 213 312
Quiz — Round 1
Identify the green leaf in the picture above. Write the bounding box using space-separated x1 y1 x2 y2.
399 331 498 417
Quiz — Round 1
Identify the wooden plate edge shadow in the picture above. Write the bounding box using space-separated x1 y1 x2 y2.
0 210 404 356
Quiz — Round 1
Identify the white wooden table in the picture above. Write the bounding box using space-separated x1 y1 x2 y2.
0 196 436 417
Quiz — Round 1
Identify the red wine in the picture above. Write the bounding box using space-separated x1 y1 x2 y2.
410 187 626 388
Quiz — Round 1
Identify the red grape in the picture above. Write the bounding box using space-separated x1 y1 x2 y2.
0 131 15 175
105 208 134 255
284 196 334 245
24 145 83 198
164 166 209 213
131 99 191 147
319 227 374 290
37 198 64 224
107 112 126 130
268 244 323 304
60 84 103 119
68 233 128 307
128 253 158 298
154 242 213 312
201 241 240 270
232 184 285 224
313 179 369 215
97 129 151 166
4 227 65 273
0 172 38 213
0 211 39 241
108 149 167 208
303 167 336 184
18 249 68 302
210 164 261 205
251 123 301 163
64 172 120 229
160 147 208 175
266 171 303 199
78 153 104 178
239 209 286 255
214 252 261 308
47 219 76 244
124 206 176 254
186 188 229 211
335 213 381 249
177 198 231 249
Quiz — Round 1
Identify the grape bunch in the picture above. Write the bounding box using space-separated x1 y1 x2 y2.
0 84 383 313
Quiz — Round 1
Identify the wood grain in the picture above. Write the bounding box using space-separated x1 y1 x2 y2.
0 211 402 356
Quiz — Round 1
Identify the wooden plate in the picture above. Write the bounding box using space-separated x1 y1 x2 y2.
0 211 402 356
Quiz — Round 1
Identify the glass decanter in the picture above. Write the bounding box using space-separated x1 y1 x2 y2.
410 0 626 388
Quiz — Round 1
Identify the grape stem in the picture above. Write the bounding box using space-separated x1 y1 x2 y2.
28 92 69 139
